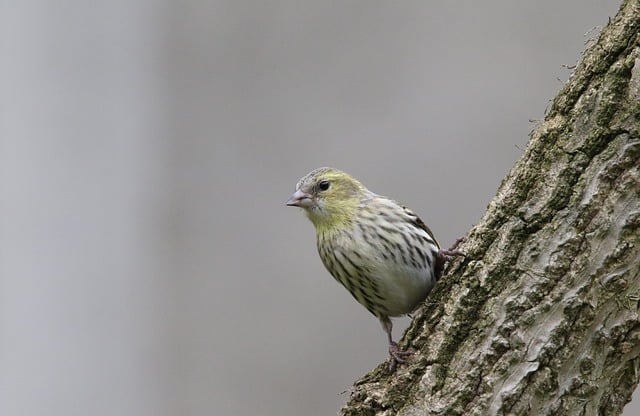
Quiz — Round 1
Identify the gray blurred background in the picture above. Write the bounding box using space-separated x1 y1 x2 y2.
1 1 635 415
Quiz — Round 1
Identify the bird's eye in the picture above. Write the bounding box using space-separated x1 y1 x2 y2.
318 180 330 191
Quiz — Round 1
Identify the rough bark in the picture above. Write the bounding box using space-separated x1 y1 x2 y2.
341 1 640 415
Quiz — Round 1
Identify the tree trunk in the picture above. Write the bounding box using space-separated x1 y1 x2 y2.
341 1 640 415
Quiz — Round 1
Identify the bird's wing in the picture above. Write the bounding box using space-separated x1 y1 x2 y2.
401 205 441 250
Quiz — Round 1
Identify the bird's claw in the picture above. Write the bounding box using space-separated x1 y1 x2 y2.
388 341 413 372
434 237 466 280
438 237 466 261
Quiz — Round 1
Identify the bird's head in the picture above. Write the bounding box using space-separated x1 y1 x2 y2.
286 167 370 230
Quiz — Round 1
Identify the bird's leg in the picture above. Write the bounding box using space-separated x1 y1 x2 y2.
380 317 412 372
435 237 466 280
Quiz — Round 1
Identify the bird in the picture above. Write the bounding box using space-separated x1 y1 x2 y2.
286 167 464 371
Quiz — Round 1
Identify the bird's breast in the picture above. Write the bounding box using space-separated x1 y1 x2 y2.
316 223 438 317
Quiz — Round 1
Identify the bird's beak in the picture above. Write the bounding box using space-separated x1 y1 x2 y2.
286 190 313 208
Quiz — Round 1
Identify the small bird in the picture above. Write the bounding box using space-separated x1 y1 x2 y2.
286 167 464 371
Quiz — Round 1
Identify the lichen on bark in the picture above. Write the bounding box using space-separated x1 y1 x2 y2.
341 1 640 415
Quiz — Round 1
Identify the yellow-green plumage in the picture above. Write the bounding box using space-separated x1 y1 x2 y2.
296 168 364 232
286 167 460 370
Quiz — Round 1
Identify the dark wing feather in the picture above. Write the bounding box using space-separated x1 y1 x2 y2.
402 206 441 249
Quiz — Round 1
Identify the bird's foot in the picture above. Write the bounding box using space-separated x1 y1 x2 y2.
388 341 413 372
438 237 466 261
434 237 466 280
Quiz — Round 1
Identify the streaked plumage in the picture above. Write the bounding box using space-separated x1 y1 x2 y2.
286 167 462 370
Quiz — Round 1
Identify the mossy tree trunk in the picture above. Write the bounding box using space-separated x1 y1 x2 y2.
341 1 640 415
